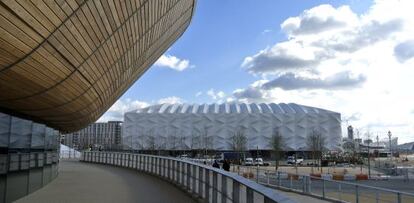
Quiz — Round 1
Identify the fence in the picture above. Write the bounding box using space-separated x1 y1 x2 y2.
81 151 296 203
237 167 414 203
60 148 81 159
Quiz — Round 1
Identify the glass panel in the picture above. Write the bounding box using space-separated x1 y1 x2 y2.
31 123 45 149
10 117 32 149
52 130 59 150
45 128 54 150
0 113 10 147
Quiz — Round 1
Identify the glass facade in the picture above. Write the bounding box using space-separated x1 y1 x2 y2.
0 113 59 203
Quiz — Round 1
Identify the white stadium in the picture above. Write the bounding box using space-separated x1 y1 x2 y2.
123 103 342 151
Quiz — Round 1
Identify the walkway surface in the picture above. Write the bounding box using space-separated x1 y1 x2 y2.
16 160 196 203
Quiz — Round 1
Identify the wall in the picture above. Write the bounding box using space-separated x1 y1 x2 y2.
123 104 342 151
0 113 59 203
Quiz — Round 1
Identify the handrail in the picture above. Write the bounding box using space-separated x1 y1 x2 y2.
250 168 414 203
81 151 296 203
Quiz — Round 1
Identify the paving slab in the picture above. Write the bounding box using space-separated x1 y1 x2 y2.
16 160 196 203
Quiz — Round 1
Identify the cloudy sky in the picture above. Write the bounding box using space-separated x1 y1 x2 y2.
99 0 414 144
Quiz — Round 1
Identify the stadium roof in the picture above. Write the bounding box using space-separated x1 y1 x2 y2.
130 103 339 114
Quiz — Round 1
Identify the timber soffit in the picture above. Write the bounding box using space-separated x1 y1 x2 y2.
0 0 196 132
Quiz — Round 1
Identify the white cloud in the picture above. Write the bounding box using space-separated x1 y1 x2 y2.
242 1 407 79
195 91 202 97
98 99 149 122
261 29 272 34
98 96 185 122
207 89 226 103
262 71 366 90
157 96 185 104
154 54 193 71
281 4 357 36
236 0 414 143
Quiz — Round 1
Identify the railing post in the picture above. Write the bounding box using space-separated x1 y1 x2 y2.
213 172 218 203
174 160 178 182
199 167 204 198
322 179 326 198
151 157 154 173
290 176 293 189
356 185 359 203
278 172 281 186
338 182 342 201
247 187 254 203
397 192 401 203
181 162 185 185
192 165 196 194
205 169 210 202
267 171 270 185
232 180 240 203
168 159 171 180
187 163 191 190
221 176 227 203
302 175 306 193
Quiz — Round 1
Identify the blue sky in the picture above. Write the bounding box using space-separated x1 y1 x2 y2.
122 0 372 102
101 0 414 144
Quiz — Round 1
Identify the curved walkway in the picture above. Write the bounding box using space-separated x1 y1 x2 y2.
16 160 196 203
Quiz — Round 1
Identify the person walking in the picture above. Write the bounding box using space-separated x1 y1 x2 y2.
212 160 220 169
222 159 230 171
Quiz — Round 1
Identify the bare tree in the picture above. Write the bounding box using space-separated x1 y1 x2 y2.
200 126 211 156
190 132 199 150
145 129 157 153
307 128 327 173
177 133 186 151
231 127 247 152
271 127 284 171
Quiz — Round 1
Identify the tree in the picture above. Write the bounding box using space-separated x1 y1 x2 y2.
307 128 327 173
271 127 284 171
190 132 199 150
230 127 247 152
145 129 157 153
200 126 212 156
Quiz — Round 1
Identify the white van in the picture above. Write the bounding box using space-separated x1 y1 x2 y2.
244 158 254 166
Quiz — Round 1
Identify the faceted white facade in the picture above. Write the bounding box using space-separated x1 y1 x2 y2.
123 103 342 151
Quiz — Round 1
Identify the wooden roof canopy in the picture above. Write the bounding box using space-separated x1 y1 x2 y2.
0 0 195 132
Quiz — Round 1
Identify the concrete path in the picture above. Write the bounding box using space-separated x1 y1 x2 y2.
16 160 196 203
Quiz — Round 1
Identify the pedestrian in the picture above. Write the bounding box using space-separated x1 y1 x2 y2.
223 159 230 171
212 160 220 168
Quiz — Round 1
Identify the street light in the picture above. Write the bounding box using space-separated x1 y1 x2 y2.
388 130 392 159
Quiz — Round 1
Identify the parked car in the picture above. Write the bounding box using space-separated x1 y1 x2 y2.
244 158 254 166
287 156 303 165
254 158 264 166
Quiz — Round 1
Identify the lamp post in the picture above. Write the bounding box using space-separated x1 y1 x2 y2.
388 131 392 160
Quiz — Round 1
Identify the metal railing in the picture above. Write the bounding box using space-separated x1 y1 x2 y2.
81 152 296 203
236 167 414 203
60 149 81 159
